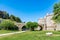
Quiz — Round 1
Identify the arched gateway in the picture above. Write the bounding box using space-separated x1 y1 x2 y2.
15 23 25 31
38 25 43 30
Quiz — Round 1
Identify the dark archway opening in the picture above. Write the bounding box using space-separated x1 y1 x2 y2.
39 25 43 31
22 26 27 31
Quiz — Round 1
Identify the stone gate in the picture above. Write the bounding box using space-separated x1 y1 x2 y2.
15 23 25 31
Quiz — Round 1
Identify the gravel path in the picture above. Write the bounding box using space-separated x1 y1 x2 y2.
0 31 25 37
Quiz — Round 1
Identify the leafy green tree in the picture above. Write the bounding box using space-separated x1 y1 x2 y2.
26 22 38 31
15 17 22 23
10 15 22 23
0 11 9 19
52 2 60 23
0 11 22 23
0 11 4 18
0 20 15 30
10 15 16 21
3 11 9 19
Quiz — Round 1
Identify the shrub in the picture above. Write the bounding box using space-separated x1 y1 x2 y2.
0 20 18 30
26 22 38 31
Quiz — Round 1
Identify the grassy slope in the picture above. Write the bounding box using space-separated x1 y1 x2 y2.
0 31 60 40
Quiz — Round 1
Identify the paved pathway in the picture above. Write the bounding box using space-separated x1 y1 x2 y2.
0 31 25 37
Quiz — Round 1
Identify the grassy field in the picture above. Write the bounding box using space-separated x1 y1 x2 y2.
0 31 60 40
0 30 18 34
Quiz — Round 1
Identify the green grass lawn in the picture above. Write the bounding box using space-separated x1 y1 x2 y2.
0 31 60 40
0 30 18 34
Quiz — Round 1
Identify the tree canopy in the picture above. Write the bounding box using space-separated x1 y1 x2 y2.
10 15 16 21
0 20 14 30
52 2 60 23
3 11 9 19
26 22 38 31
15 17 22 22
0 11 22 23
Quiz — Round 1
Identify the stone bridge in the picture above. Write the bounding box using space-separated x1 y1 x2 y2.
15 23 25 31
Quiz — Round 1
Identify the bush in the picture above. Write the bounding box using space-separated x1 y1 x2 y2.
0 20 18 30
26 22 38 31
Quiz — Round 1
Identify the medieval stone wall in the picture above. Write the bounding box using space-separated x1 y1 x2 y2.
38 14 57 31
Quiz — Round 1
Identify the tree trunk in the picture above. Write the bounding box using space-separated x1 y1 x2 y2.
31 27 34 31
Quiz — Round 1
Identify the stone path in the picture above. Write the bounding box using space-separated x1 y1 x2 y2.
0 31 25 37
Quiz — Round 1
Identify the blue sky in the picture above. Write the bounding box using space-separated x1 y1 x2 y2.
0 0 60 22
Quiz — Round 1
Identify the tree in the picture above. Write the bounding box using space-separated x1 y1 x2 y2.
3 11 9 19
0 11 22 23
15 17 22 23
10 15 16 21
52 2 60 23
26 22 38 31
0 11 9 19
10 15 22 23
0 11 4 18
0 20 16 30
